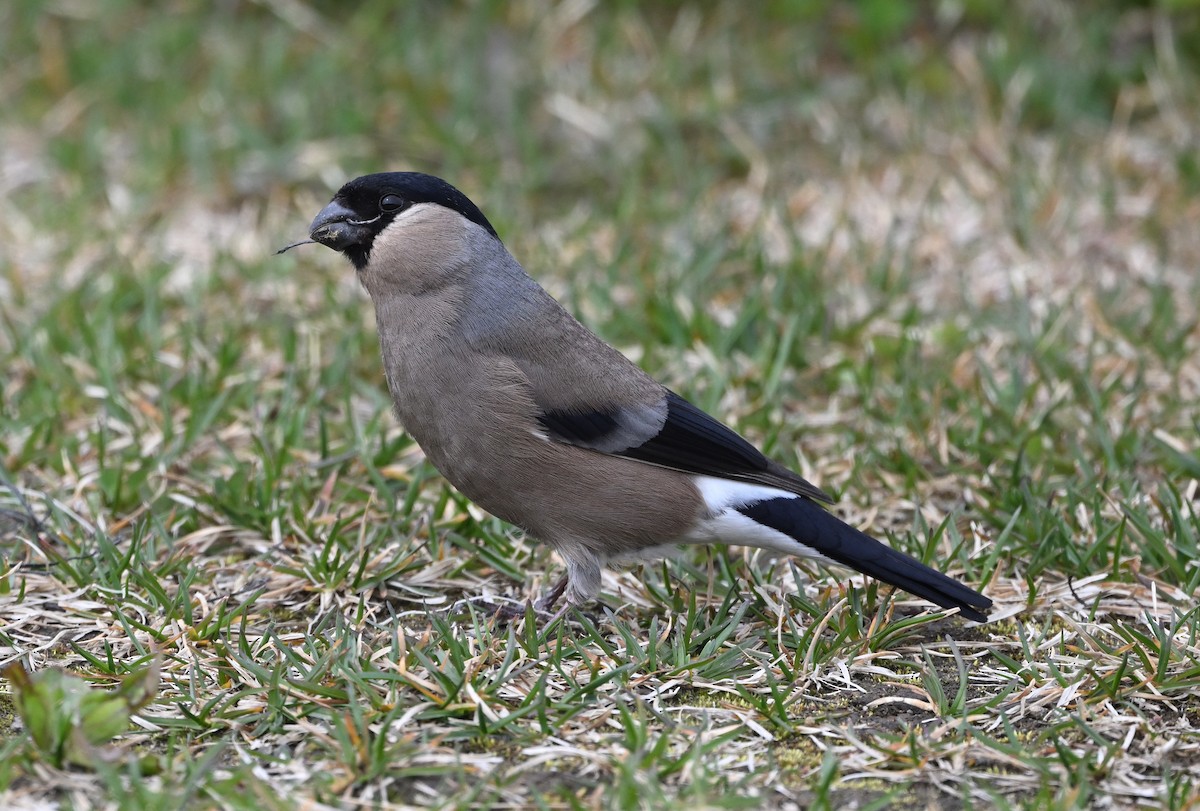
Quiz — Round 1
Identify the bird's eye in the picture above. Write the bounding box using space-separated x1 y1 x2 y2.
380 194 405 212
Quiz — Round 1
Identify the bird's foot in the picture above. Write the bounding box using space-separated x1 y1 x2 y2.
453 596 529 620
453 577 601 626
463 598 577 627
485 574 572 620
491 599 554 622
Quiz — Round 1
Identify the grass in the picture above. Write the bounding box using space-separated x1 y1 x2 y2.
2 0 1200 808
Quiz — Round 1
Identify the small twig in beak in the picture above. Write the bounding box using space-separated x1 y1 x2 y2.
276 239 317 255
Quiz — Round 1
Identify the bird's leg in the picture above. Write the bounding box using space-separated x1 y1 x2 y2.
479 574 571 622
541 600 574 630
453 595 521 616
534 556 605 626
534 575 569 613
528 575 577 630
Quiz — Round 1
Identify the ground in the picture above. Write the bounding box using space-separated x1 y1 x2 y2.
1 1 1199 809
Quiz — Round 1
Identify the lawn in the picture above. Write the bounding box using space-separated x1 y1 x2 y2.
2 1 1199 809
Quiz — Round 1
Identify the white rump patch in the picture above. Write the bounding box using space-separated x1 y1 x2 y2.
693 476 797 513
686 476 833 564
683 509 832 563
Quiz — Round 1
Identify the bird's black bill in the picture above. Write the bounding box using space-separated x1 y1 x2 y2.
276 239 317 255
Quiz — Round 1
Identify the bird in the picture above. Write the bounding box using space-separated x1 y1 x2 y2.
289 171 992 623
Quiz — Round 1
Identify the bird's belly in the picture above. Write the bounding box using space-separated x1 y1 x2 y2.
401 404 701 556
383 346 702 556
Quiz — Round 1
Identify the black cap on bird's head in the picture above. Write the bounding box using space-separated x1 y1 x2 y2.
288 172 499 271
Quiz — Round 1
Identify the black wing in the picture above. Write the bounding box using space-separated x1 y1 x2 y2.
538 390 833 503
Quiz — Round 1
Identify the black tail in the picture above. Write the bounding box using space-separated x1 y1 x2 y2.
739 497 992 622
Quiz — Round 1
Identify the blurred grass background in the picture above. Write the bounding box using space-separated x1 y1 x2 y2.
2 1 1200 809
